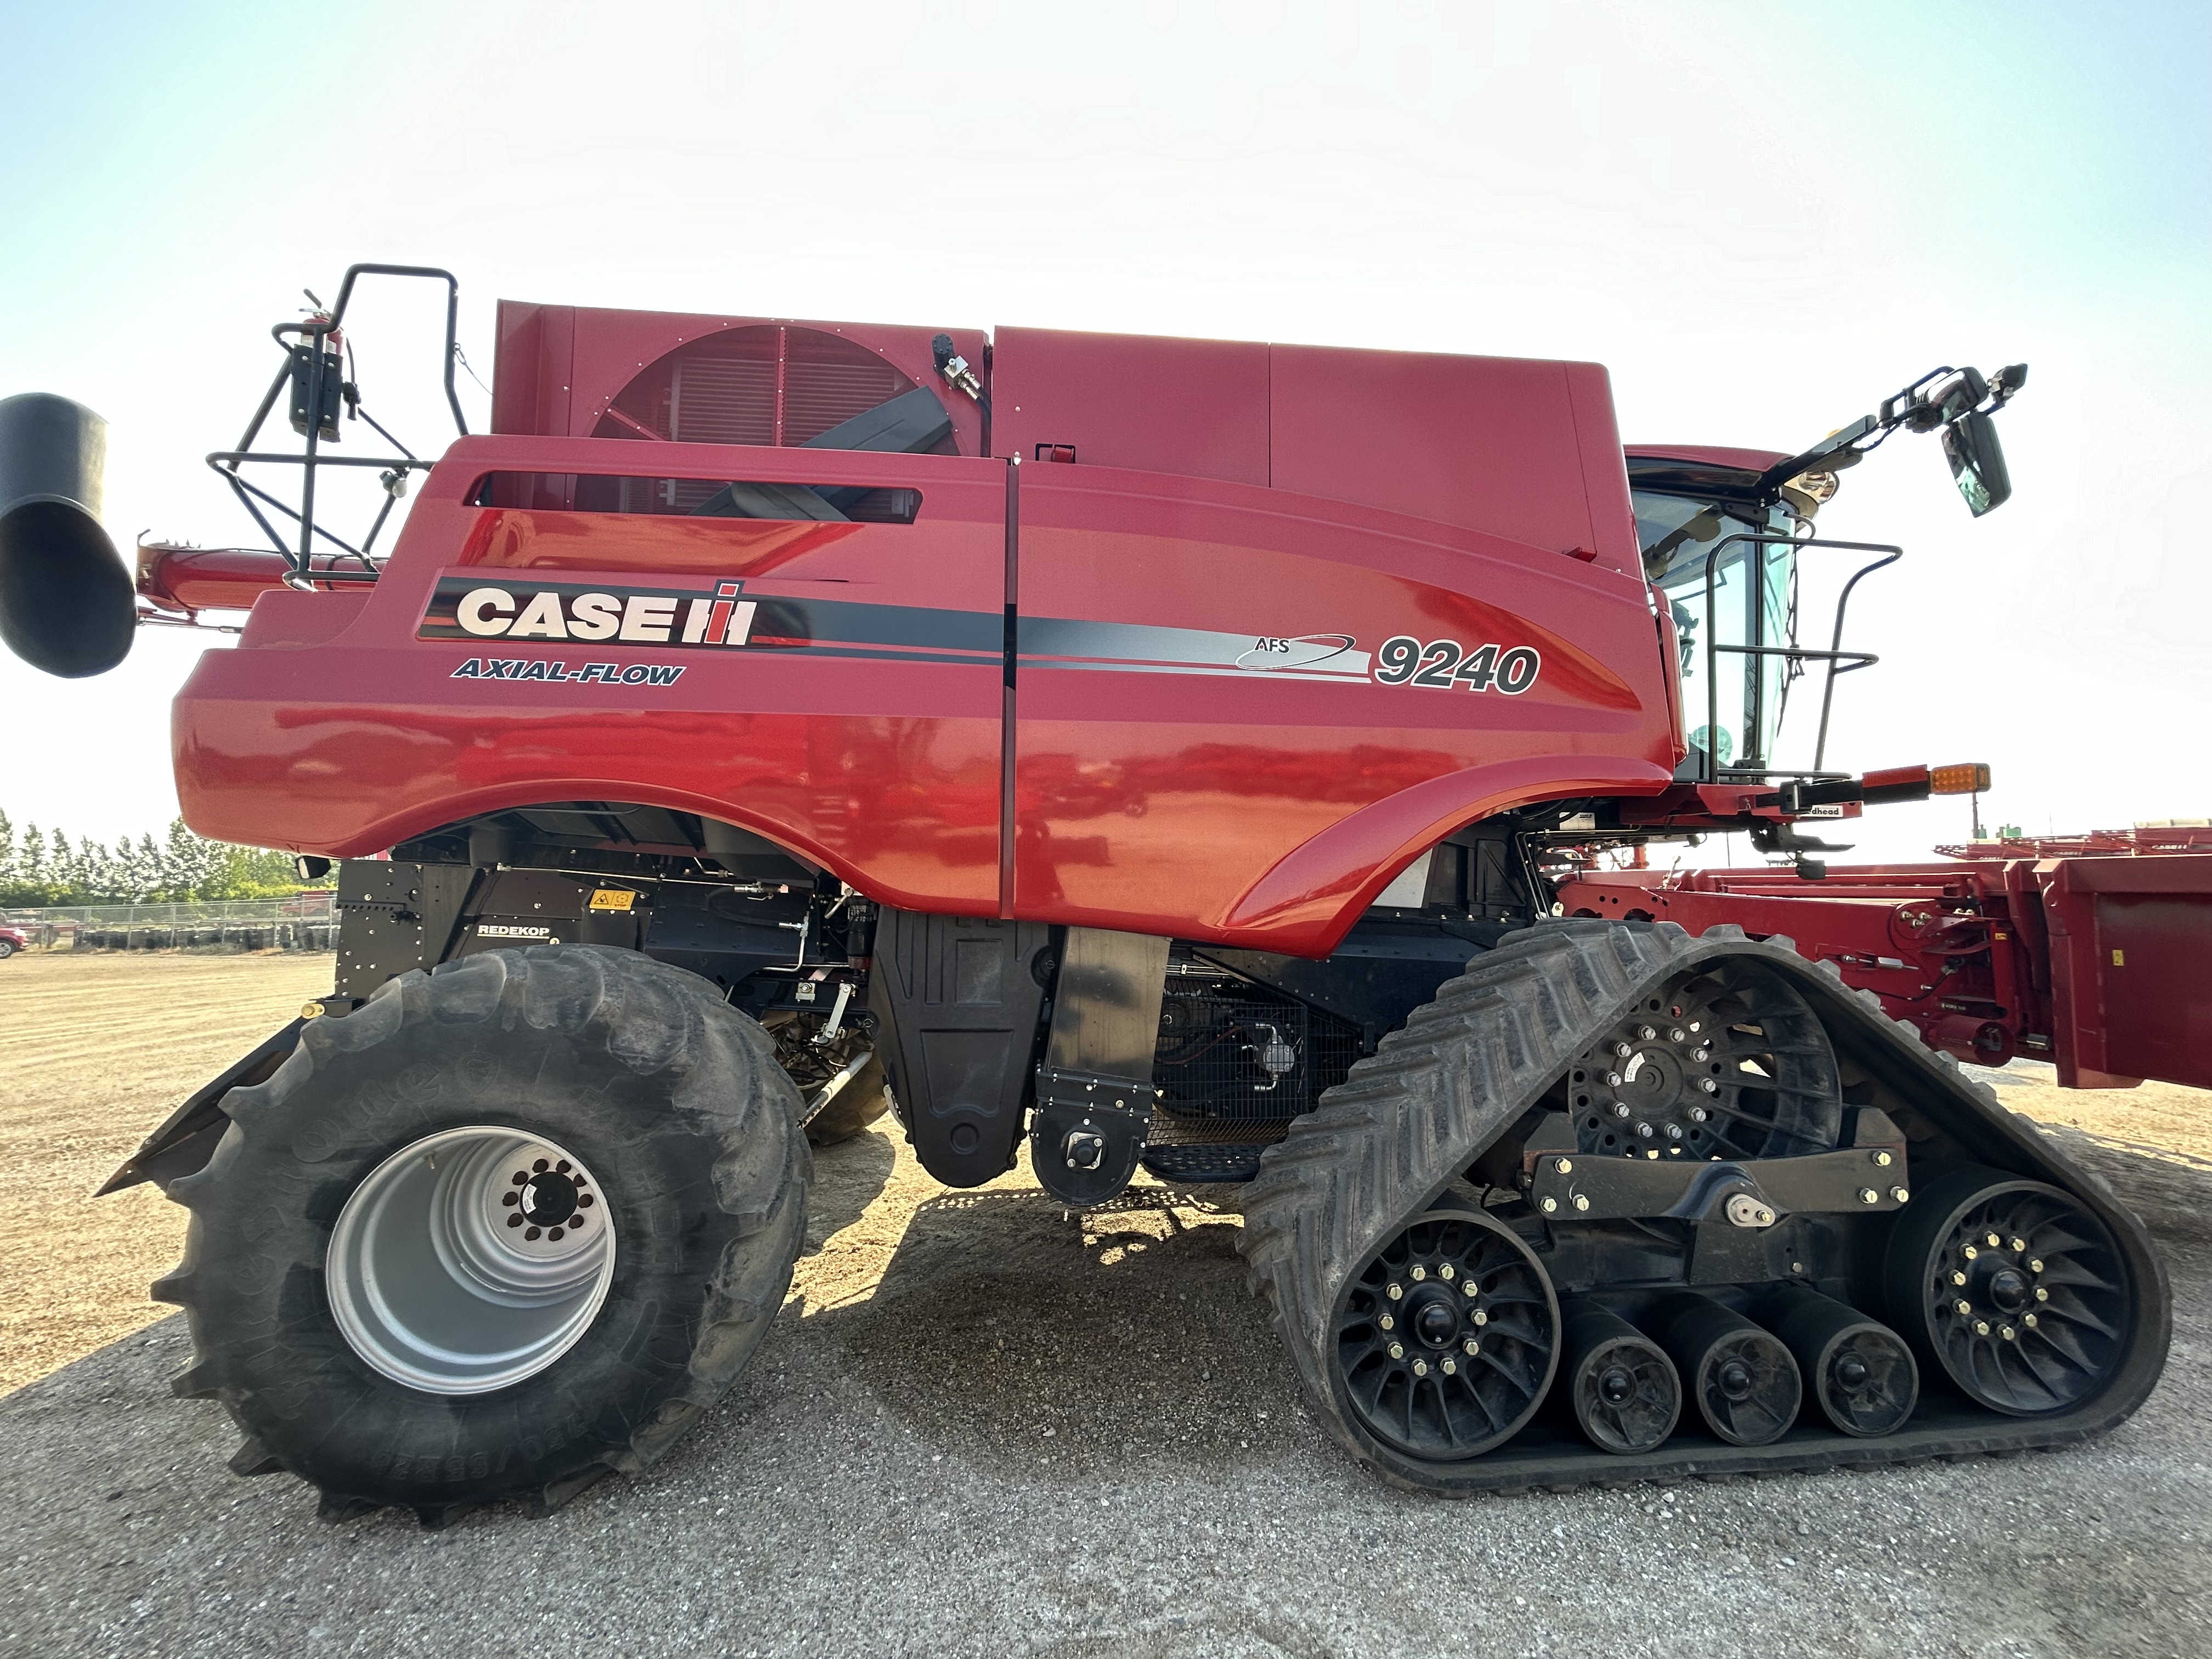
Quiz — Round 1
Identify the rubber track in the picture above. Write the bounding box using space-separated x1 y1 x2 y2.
156 944 810 1526
1236 918 2172 1497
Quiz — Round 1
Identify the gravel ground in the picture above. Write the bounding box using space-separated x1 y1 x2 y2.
4 1078 2209 1659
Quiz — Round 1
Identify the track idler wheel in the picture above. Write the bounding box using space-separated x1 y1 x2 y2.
1334 1202 1560 1462
1884 1164 2132 1417
1762 1287 1918 1437
1647 1293 1801 1447
1558 1299 1681 1455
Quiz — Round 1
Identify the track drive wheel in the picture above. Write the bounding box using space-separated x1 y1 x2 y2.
1565 957 1841 1161
155 945 810 1525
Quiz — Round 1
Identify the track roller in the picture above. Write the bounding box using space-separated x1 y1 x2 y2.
1884 1163 2132 1417
1762 1287 1917 1437
1647 1292 1801 1446
1557 1299 1681 1454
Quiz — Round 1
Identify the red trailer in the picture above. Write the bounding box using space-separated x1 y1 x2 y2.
1556 827 2212 1091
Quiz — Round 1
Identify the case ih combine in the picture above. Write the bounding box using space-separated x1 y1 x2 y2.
0 264 2181 1523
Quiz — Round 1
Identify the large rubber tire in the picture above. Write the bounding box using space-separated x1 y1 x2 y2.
0 939 18 958
804 1051 890 1148
155 944 810 1526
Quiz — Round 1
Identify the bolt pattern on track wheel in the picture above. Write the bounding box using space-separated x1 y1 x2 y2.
1336 1203 1557 1460
1886 1166 2131 1417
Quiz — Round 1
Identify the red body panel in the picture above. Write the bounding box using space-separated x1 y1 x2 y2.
1557 836 2212 1091
179 439 1011 916
1012 465 1671 952
171 304 1681 956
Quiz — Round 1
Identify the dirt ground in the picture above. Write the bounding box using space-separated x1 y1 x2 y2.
2 950 2209 1657
0 950 335 1392
2 949 2207 1397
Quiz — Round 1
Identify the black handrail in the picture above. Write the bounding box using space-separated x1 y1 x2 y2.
1689 531 1903 783
209 264 467 579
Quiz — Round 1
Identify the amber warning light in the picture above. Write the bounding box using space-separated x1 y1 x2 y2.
1931 763 1994 796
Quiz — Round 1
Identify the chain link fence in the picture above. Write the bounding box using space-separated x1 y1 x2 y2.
1 893 335 953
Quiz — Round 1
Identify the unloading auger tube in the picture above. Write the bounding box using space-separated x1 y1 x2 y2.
1237 919 2170 1495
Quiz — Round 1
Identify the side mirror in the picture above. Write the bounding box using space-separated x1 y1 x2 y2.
1941 410 2012 517
0 393 135 677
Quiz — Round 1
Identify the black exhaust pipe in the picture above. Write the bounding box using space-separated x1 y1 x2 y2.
0 392 134 678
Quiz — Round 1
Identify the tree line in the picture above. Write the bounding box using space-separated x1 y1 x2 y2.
0 808 324 906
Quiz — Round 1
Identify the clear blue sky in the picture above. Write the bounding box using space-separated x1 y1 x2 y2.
3 0 2207 860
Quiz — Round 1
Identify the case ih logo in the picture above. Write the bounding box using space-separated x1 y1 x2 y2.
418 576 757 648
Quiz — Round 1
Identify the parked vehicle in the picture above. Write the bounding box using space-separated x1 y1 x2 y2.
0 266 2169 1525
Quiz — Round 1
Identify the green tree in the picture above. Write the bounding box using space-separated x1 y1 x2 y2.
0 807 331 906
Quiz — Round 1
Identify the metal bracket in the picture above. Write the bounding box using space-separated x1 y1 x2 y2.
1028 928 1171 1205
1526 1108 1911 1224
1030 1068 1163 1205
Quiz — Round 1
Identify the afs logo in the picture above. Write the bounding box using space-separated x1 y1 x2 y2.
419 576 757 648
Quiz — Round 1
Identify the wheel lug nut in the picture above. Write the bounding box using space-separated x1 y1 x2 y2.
1666 1124 1684 1141
1441 1359 1457 1376
1691 1047 1711 1063
2009 1237 2027 1253
1688 1107 1708 1124
2024 1313 2039 1328
1464 1281 1481 1299
1985 1232 2002 1249
1389 1342 1406 1360
1413 1359 1429 1378
1668 1028 1687 1043
1612 1102 1633 1119
1472 1309 1489 1325
1699 1079 1719 1094
1951 1271 1967 1286
1613 1042 1633 1058
1963 1245 1979 1260
1379 1314 1395 1331
2028 1258 2045 1274
1439 1263 1456 1280
1463 1338 1480 1356
1955 1299 1972 1316
2035 1288 2050 1302
1973 1319 1990 1336
507 1215 524 1229
1637 1025 1656 1040
1999 1325 2016 1342
1387 1283 1403 1301
1410 1265 1427 1282
1635 1121 1655 1139
1605 1072 1623 1088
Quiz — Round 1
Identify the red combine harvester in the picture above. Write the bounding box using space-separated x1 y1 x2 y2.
0 265 2175 1523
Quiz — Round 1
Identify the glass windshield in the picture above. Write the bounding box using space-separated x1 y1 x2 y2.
1635 489 1799 775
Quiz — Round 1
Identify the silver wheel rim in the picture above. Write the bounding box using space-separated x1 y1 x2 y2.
326 1126 617 1396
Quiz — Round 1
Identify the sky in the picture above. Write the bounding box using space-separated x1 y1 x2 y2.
2 0 2207 865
